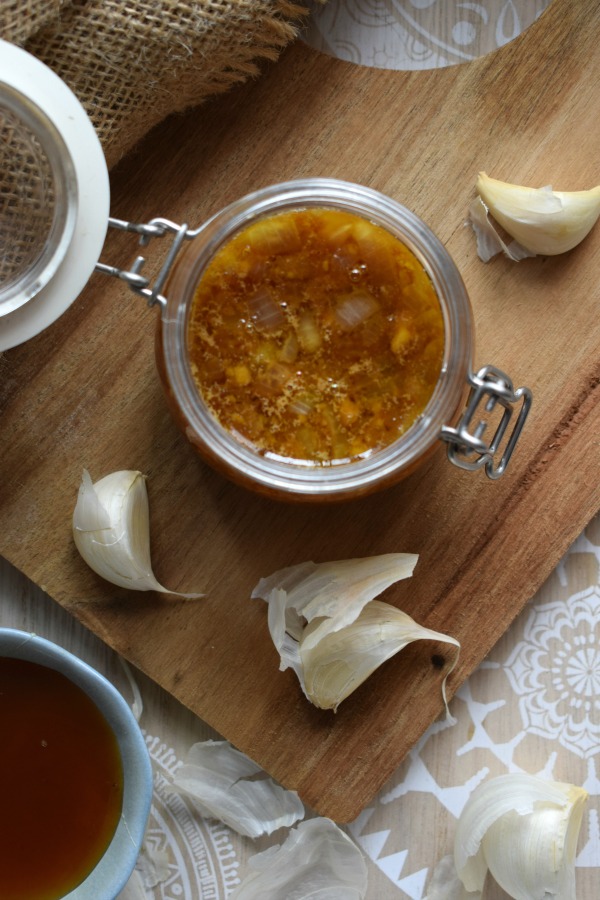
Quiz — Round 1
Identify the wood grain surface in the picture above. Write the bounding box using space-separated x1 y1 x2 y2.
1 0 599 821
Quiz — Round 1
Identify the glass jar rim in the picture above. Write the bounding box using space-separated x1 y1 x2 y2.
160 178 474 499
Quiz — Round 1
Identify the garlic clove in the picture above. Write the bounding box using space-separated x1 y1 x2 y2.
167 740 304 839
454 773 588 899
300 599 460 712
73 469 203 597
228 817 368 899
252 554 418 681
253 553 418 650
253 554 460 712
474 172 600 256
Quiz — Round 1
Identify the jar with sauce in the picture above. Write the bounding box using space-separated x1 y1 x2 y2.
0 45 530 502
155 179 531 501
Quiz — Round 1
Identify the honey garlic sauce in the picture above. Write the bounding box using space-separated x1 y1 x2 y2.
0 658 123 900
187 208 445 465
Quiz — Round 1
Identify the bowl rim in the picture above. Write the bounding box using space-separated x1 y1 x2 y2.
0 627 152 899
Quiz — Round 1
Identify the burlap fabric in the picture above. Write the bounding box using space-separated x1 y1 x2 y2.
1 0 309 169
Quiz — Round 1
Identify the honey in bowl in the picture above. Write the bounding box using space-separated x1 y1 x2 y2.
0 657 124 900
187 208 445 466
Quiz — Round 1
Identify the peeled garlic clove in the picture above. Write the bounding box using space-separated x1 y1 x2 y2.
454 773 588 899
73 469 203 596
168 740 304 838
228 817 368 899
475 172 600 255
300 599 460 712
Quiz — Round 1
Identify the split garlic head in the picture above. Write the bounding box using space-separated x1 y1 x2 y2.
469 172 600 260
454 774 588 899
73 469 203 597
252 554 460 712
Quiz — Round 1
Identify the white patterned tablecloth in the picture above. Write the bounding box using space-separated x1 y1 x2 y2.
2 3 598 898
2 513 598 899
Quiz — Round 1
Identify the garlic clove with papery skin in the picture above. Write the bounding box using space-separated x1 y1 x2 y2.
453 773 588 899
253 554 419 648
73 469 203 596
300 599 460 712
473 172 600 257
252 555 460 713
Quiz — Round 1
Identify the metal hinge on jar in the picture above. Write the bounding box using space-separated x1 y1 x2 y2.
440 365 532 479
95 217 202 308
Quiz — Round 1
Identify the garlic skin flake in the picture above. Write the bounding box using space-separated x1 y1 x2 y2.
168 740 304 839
73 469 202 596
424 854 474 900
252 554 460 712
228 817 368 900
472 172 600 258
454 774 588 899
468 196 536 263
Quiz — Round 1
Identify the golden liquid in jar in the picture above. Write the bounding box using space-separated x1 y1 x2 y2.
187 208 445 464
0 657 124 900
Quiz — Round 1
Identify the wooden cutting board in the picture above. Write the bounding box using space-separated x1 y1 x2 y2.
1 0 599 822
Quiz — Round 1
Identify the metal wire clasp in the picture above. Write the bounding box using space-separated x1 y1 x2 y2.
440 365 532 480
95 217 203 308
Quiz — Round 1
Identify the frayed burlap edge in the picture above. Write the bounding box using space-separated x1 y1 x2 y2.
3 0 312 168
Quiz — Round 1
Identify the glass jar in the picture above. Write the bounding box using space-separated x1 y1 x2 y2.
0 43 529 492
154 179 531 502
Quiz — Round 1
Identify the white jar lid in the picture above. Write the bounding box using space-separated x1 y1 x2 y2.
0 39 110 350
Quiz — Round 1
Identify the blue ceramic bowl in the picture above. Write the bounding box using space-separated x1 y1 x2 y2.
0 628 153 899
